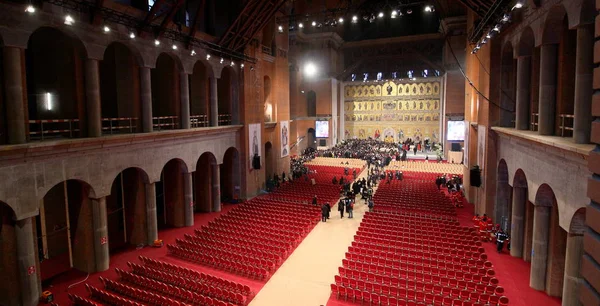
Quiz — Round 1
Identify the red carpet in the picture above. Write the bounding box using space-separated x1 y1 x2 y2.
456 202 561 306
41 204 266 306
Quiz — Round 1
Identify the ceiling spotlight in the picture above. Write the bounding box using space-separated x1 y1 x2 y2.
304 62 317 77
378 12 384 18
391 10 398 18
129 32 136 39
172 44 177 50
190 50 196 56
312 21 316 27
64 15 74 25
501 14 509 22
493 25 500 32
298 22 304 28
301 90 305 94
206 54 211 60
250 66 255 71
25 5 35 13
352 15 358 23
338 17 344 23
103 26 110 33
277 25 283 33
240 63 244 68
481 38 488 44
513 2 523 9
424 5 433 12
406 9 413 14
220 58 224 64
154 39 160 46
230 61 235 66
486 33 491 39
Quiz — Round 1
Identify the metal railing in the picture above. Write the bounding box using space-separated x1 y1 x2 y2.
29 119 80 140
559 114 574 137
102 117 138 135
530 113 539 132
218 114 232 126
152 116 179 131
190 115 209 128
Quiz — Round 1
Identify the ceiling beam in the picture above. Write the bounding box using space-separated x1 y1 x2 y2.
139 0 168 36
156 0 184 38
455 0 485 16
91 0 106 25
187 0 206 46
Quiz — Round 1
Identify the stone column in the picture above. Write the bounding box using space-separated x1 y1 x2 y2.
209 77 219 127
562 233 584 306
15 217 41 306
573 24 594 144
3 47 27 144
140 67 153 133
145 183 158 245
494 180 510 230
183 172 194 227
211 163 221 212
511 186 527 258
91 197 109 271
530 205 551 290
180 72 190 129
516 56 532 130
85 59 102 137
538 44 558 136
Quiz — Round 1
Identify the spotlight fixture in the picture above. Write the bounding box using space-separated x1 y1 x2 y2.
25 5 35 13
513 2 523 9
493 25 500 32
352 15 358 23
424 5 433 12
190 50 196 56
481 38 488 44
378 12 384 18
338 17 344 23
129 32 136 39
301 90 305 94
304 62 317 77
391 10 398 18
250 66 255 71
406 9 413 14
64 15 74 25
154 40 160 46
206 54 211 60
311 21 317 27
240 63 244 68
277 25 283 33
103 26 110 33
501 14 509 22
230 61 235 67
486 33 491 39
298 22 304 28
172 44 177 50
220 58 224 64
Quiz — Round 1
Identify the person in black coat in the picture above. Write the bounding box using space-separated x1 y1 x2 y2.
325 203 331 219
312 195 318 206
321 204 328 222
338 199 345 218
346 199 354 218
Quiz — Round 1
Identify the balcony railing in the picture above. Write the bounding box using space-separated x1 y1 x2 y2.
530 113 538 132
29 119 80 141
190 115 209 128
153 116 179 131
102 117 138 135
218 114 232 126
559 114 574 137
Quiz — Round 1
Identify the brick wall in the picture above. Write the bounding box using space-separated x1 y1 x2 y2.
582 0 600 304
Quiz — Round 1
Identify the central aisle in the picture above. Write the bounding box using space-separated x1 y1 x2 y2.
249 168 372 306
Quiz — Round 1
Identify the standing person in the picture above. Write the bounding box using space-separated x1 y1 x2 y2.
368 198 374 212
346 199 354 218
496 229 508 253
338 199 345 218
312 195 318 206
326 203 331 219
321 204 328 222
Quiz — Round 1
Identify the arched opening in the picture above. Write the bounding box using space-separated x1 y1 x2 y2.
0 202 19 306
530 184 561 292
307 127 317 149
221 147 241 203
38 180 96 280
516 27 535 131
500 43 516 127
556 15 577 137
100 43 141 134
495 159 511 231
194 152 217 212
190 61 210 127
151 53 181 130
265 142 274 181
156 159 187 228
511 169 529 259
307 90 316 117
105 168 149 253
264 76 273 122
26 27 87 140
218 67 238 125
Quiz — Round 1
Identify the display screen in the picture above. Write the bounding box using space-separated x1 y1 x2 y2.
447 120 466 141
316 121 329 138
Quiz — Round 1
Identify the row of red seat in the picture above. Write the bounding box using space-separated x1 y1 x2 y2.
85 284 147 306
68 294 100 306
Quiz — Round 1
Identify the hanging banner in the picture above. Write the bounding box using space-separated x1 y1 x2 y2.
280 120 289 157
248 123 261 169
